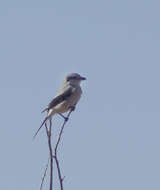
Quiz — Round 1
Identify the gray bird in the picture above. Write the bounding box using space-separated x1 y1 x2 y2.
33 73 86 138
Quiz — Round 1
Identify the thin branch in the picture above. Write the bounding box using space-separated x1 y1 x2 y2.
43 107 74 190
53 108 74 190
45 121 54 190
40 158 49 190
55 109 74 153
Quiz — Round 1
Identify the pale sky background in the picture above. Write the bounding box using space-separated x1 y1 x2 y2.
1 0 160 189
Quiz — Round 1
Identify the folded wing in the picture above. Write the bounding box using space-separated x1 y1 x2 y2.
42 86 73 112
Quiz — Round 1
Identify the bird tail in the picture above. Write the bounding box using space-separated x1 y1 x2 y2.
41 108 48 113
33 116 49 139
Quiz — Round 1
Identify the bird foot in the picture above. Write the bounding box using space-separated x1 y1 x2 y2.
70 106 76 111
64 117 69 122
59 114 69 122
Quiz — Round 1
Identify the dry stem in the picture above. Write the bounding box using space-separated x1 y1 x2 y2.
40 158 49 190
40 108 74 190
53 109 74 190
45 121 53 190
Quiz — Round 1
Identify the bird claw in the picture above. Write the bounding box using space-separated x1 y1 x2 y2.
59 114 69 122
70 106 75 111
64 117 69 122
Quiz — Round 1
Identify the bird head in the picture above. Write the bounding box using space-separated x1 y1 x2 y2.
64 73 86 85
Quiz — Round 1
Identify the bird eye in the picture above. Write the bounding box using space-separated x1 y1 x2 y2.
67 76 77 81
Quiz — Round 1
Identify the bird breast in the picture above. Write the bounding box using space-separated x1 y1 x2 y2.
54 86 82 114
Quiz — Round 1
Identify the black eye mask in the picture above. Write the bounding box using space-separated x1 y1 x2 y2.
67 76 78 81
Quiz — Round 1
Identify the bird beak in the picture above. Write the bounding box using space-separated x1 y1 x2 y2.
80 76 86 80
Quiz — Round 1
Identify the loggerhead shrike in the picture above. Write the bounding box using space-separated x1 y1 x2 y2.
33 73 86 138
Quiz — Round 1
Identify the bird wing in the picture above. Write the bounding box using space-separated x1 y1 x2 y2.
47 86 73 110
34 86 75 139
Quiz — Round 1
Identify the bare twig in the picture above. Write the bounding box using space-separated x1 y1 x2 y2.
43 108 74 190
53 109 74 190
40 158 49 190
45 121 54 190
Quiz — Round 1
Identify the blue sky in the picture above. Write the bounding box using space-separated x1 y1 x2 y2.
1 0 160 189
